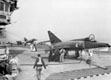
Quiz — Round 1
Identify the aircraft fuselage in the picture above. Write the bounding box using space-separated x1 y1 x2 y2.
52 40 110 51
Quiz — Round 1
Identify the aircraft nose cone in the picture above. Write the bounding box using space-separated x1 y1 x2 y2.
107 44 111 47
99 43 111 47
84 42 111 49
101 43 111 47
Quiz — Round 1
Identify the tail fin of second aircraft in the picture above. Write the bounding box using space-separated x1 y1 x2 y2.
24 37 28 42
48 31 61 44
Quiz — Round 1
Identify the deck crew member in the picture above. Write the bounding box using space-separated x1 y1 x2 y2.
33 40 38 51
33 54 46 80
59 49 66 62
86 49 93 66
5 46 10 59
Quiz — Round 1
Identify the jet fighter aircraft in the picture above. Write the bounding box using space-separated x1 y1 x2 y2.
48 31 111 58
23 38 37 45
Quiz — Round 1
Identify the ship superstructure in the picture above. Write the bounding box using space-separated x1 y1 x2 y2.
0 0 18 43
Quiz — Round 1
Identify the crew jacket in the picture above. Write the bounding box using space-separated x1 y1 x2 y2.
33 57 46 69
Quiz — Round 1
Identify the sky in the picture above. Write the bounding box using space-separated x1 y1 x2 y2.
6 0 111 44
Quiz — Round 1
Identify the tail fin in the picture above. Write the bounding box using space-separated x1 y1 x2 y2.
48 31 61 44
24 37 28 42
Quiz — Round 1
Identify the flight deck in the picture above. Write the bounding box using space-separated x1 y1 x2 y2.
7 47 111 80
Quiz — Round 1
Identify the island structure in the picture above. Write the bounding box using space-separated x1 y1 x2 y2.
0 0 18 44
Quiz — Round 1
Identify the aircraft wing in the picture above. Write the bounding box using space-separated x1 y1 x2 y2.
53 46 71 50
36 43 51 51
40 40 50 43
37 40 50 45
